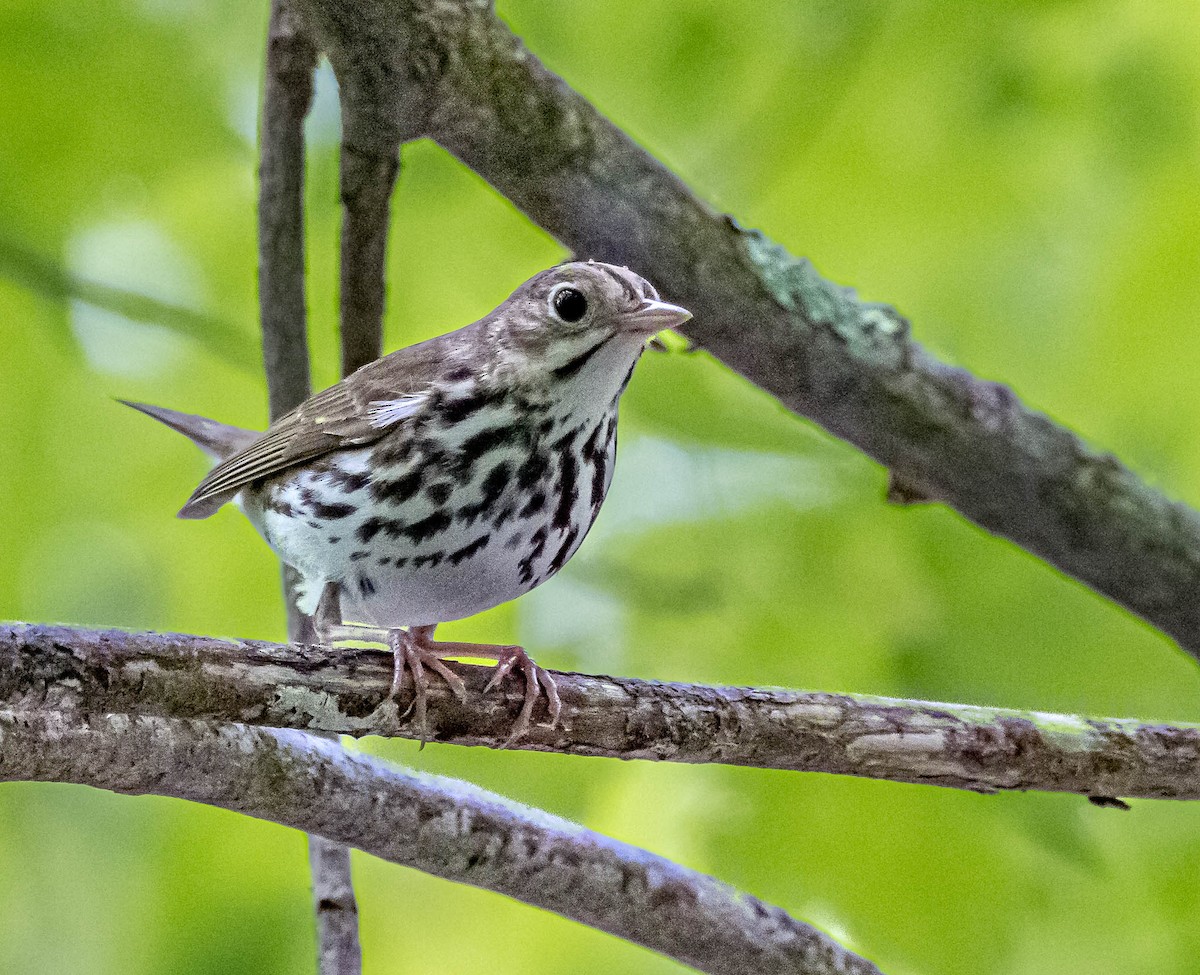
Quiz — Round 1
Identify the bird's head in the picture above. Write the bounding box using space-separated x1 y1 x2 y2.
492 261 691 407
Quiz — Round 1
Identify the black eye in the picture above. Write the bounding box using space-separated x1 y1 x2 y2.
552 287 588 323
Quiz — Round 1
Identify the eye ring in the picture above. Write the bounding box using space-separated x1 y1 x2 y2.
550 286 588 323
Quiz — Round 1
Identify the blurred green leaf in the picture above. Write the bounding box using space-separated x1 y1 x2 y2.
0 237 258 371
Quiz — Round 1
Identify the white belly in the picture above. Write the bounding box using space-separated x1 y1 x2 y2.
240 409 617 628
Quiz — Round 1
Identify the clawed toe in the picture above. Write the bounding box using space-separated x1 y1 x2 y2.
388 628 468 748
380 629 559 748
416 639 561 746
487 645 561 748
538 665 562 727
482 650 519 694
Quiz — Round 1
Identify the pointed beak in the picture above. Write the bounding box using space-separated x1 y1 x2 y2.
629 298 692 336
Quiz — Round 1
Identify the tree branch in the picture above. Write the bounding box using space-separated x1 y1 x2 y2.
0 709 882 975
308 797 362 975
338 144 397 375
325 0 413 376
261 6 362 972
260 0 316 421
289 0 1200 661
5 622 1198 801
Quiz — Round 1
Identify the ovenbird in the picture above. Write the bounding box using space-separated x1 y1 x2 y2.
125 261 691 742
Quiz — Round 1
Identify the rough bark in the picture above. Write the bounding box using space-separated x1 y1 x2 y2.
0 710 883 975
308 764 362 975
4 623 1197 802
260 0 316 421
338 145 397 375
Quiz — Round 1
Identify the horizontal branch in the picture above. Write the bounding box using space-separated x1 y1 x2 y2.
291 0 1200 658
5 623 1199 800
0 708 879 975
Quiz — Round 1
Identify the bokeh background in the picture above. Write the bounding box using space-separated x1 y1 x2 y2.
3 1 1200 972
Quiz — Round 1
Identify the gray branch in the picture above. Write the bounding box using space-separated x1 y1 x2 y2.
260 0 316 421
5 622 1198 801
260 7 362 972
288 0 1200 659
0 709 882 975
338 144 398 375
307 739 362 975
329 0 413 376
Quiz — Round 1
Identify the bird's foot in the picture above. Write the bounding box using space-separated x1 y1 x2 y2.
390 625 468 748
310 583 558 746
432 639 562 747
490 645 562 748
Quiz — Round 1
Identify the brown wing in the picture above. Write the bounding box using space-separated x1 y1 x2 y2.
178 326 481 519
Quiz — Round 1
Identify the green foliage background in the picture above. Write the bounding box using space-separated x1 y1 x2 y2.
3 1 1200 972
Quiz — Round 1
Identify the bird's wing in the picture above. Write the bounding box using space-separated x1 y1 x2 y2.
178 329 475 519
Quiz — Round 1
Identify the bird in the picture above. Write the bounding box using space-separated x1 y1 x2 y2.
124 261 692 744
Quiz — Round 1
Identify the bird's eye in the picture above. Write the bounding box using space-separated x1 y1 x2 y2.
552 287 588 323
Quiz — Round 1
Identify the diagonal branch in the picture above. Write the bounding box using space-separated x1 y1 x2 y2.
290 0 1200 660
0 709 883 975
0 236 257 371
5 622 1199 801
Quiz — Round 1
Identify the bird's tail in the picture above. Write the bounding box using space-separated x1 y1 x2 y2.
119 400 260 462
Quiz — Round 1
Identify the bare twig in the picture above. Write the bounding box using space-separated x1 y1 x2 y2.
308 796 362 975
260 0 316 421
260 0 320 639
260 6 361 973
0 709 881 975
325 0 411 375
289 0 1200 660
339 144 397 374
5 622 1198 801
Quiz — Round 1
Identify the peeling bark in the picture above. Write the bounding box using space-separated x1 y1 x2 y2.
4 623 1198 801
0 710 883 975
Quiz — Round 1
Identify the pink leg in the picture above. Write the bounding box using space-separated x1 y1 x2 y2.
313 583 557 746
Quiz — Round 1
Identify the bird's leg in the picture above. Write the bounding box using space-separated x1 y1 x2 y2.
311 584 556 745
391 624 468 708
421 636 562 746
311 585 464 744
310 581 391 644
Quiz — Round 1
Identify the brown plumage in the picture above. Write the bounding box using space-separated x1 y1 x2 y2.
177 329 481 517
126 261 692 743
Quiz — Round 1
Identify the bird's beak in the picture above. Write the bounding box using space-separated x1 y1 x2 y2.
628 298 692 336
